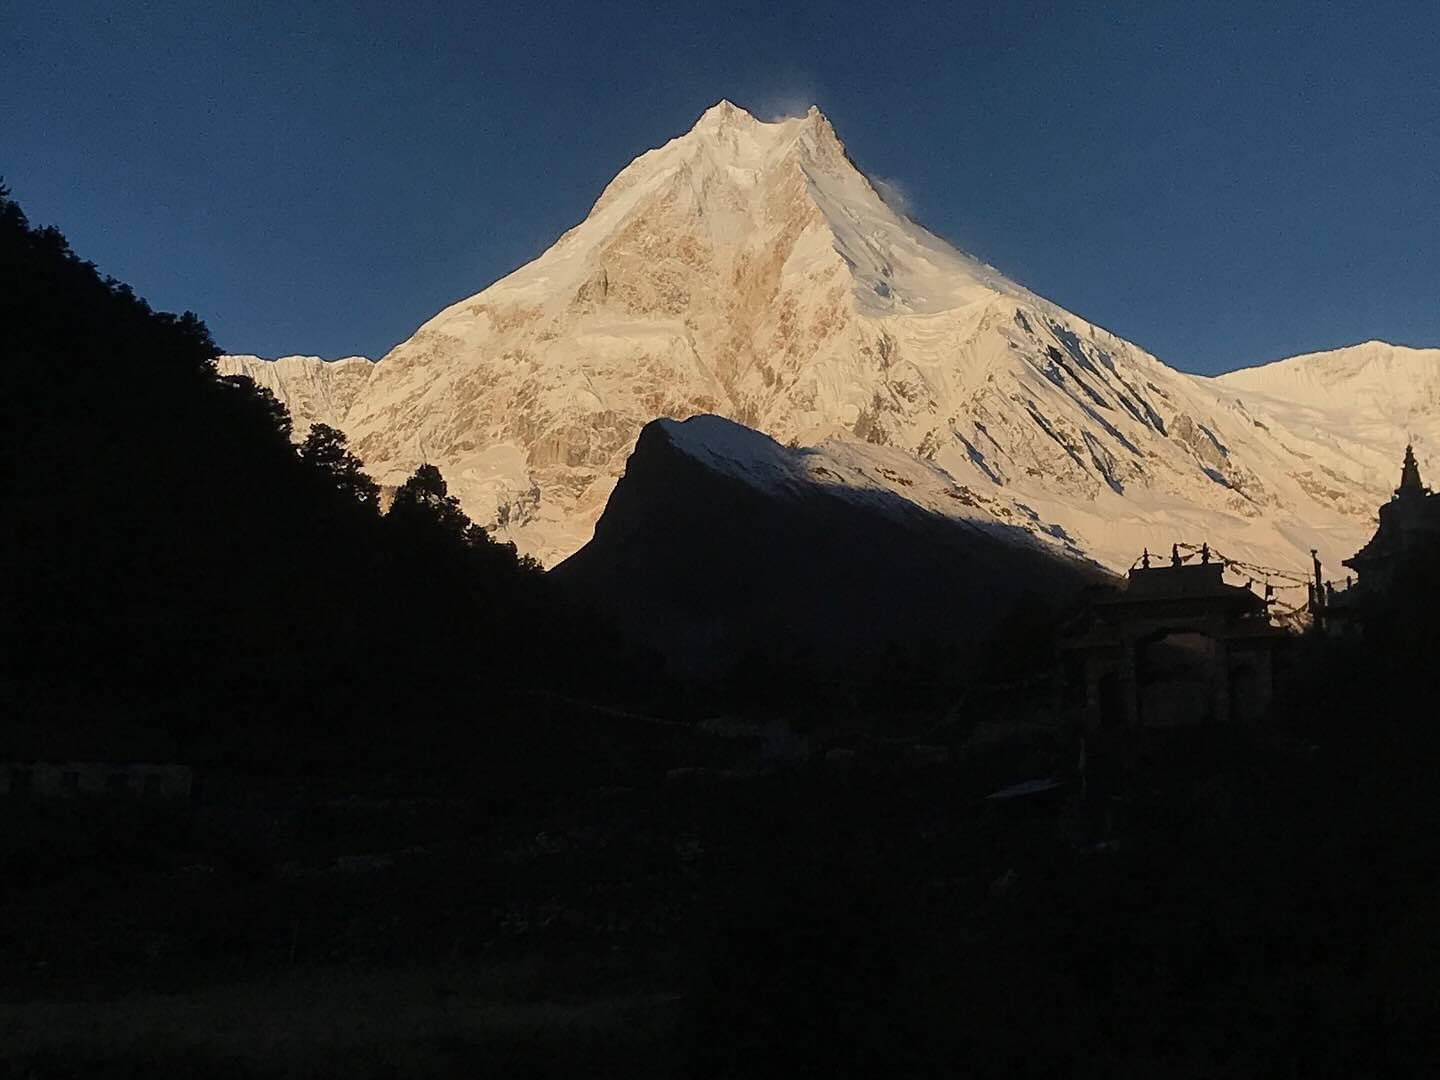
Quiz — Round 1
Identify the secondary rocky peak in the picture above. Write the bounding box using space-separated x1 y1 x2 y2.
788 105 847 171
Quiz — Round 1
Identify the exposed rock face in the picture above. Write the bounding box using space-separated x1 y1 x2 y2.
221 103 1440 575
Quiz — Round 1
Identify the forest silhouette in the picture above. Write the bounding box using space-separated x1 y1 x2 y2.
2 184 629 778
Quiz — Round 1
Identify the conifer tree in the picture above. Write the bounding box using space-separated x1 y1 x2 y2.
388 462 472 542
300 422 379 510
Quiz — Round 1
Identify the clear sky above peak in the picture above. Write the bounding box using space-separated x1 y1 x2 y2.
4 1 1437 374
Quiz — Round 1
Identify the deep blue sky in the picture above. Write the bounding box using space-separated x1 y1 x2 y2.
5 1 1437 373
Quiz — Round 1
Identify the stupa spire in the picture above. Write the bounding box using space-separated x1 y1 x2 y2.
1397 443 1426 497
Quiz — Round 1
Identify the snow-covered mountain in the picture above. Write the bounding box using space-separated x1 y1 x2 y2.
221 102 1439 581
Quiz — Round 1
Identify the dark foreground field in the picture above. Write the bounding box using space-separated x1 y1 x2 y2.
7 683 1437 1079
1 703 1060 1078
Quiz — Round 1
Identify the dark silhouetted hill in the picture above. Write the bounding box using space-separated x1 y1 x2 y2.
553 416 1108 677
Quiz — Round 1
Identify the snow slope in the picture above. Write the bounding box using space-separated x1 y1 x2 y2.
220 102 1439 580
1209 342 1440 505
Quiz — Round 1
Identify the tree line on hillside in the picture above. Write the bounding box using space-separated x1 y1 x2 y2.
1 185 640 775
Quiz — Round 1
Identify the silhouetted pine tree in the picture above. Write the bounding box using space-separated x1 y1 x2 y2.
300 421 380 511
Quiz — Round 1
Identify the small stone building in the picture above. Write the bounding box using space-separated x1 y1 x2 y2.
1060 557 1287 732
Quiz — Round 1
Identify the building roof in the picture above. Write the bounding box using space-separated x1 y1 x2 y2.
1060 558 1281 650
1098 561 1266 613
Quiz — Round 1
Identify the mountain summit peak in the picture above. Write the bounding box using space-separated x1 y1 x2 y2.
683 99 836 159
694 99 750 126
698 98 748 118
694 99 826 125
